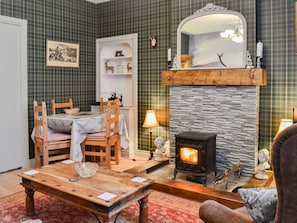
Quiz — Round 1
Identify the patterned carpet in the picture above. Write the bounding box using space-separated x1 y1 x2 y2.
0 190 201 223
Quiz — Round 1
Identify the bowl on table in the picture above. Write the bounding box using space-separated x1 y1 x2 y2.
64 107 80 115
74 162 98 178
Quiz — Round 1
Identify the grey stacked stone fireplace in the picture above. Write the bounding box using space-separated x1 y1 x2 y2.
169 85 259 176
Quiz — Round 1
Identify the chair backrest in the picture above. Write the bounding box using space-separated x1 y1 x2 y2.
105 99 120 137
271 123 297 223
100 97 108 113
51 98 73 115
33 100 49 142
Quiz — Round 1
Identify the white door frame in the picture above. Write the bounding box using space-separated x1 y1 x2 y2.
0 15 29 171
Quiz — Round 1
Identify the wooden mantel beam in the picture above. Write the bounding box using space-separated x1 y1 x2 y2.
162 68 267 86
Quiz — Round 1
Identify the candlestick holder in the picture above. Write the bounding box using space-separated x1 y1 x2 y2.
256 57 263 68
167 61 172 69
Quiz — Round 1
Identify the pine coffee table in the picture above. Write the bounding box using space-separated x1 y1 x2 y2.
18 161 154 223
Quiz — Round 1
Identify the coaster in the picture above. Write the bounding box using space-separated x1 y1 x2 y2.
23 170 39 176
61 159 75 164
97 192 117 201
131 176 147 183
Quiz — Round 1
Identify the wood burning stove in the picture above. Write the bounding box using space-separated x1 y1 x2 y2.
173 131 217 185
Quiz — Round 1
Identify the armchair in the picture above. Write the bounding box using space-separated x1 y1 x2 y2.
199 123 297 223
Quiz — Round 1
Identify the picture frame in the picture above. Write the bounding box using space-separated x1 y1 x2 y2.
46 40 80 68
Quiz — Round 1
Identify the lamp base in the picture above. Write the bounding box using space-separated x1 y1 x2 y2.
148 149 154 160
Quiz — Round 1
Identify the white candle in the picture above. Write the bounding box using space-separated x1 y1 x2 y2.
167 48 171 61
257 41 263 58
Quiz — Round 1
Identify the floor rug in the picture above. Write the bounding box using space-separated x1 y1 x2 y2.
0 190 201 223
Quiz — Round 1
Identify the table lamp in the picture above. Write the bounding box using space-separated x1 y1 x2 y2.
143 110 159 160
274 118 293 140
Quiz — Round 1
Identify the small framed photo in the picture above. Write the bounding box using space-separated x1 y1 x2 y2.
46 40 80 68
115 50 124 57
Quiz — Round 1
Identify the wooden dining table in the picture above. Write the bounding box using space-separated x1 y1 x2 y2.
46 112 127 162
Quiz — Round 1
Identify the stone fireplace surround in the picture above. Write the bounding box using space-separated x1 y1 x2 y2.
169 85 260 176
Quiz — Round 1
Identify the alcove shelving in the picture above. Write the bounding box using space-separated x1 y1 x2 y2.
95 33 138 158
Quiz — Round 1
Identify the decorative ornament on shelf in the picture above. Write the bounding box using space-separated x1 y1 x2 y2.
255 148 270 180
115 50 124 57
105 61 114 74
127 62 132 73
108 91 123 107
246 51 254 68
172 54 178 69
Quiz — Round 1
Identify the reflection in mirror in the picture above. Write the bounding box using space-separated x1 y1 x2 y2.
176 3 247 69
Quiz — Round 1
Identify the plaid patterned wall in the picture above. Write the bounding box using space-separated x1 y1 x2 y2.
1 0 292 157
0 0 96 158
257 0 297 151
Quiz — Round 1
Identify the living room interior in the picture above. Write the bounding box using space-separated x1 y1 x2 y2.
0 0 297 222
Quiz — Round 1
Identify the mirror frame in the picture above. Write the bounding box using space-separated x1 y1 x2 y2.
176 3 247 70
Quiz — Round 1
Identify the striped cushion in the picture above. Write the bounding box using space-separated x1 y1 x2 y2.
48 133 71 142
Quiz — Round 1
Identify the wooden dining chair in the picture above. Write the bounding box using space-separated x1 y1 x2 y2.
99 97 108 113
51 98 73 115
87 97 109 163
33 100 71 168
81 99 121 169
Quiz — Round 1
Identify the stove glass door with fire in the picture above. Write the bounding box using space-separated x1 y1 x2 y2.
174 131 217 185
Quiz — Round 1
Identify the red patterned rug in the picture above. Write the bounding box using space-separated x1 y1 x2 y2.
0 190 201 223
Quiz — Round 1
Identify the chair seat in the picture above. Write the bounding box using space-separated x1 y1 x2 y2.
86 131 115 138
47 133 71 142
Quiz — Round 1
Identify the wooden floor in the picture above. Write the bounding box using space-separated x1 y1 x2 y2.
0 168 25 197
0 157 274 209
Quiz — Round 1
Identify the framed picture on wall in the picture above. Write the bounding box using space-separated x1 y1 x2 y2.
46 40 80 68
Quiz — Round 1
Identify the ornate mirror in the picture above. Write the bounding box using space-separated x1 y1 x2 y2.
176 3 247 69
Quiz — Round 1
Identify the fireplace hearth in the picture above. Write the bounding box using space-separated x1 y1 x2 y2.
173 131 217 185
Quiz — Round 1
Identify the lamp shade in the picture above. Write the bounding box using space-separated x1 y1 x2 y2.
143 110 159 128
275 119 293 138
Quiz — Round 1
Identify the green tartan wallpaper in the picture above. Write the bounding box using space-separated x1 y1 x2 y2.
1 0 296 158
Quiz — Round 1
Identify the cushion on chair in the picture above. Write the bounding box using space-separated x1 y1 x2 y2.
86 131 115 138
47 133 71 142
238 187 277 223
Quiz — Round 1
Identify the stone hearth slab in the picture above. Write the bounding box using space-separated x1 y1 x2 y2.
126 158 169 174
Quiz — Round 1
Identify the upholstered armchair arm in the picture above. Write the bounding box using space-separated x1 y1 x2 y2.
199 200 254 223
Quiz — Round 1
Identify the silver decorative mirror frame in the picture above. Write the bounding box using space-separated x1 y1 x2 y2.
176 3 247 69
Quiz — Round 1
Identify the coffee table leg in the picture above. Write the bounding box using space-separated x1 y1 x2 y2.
25 187 36 216
138 195 149 223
